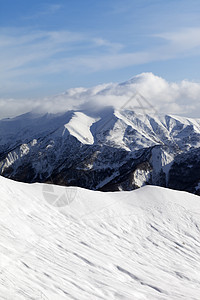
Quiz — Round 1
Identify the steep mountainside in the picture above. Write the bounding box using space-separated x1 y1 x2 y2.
0 108 200 194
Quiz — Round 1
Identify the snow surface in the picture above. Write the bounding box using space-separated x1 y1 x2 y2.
64 112 98 145
0 176 200 299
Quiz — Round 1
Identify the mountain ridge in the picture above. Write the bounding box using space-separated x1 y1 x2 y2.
0 108 199 194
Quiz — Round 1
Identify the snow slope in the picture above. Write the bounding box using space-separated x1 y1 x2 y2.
0 176 200 299
64 112 98 145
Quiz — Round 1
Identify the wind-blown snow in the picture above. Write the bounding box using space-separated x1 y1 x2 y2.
0 176 200 299
64 112 98 144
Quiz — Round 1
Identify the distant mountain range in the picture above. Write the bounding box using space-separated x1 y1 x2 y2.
0 105 199 195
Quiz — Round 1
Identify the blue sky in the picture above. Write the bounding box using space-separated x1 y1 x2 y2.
1 0 200 98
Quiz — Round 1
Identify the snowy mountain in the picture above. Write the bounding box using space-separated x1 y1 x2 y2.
0 108 200 194
0 176 200 299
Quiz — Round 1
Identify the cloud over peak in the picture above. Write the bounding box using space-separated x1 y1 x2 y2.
0 73 200 119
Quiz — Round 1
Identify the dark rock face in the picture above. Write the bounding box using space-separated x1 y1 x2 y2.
0 110 200 195
168 148 200 195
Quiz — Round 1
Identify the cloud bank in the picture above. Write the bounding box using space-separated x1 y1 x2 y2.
1 73 200 119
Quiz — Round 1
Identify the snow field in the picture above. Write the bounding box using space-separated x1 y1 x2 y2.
0 176 200 299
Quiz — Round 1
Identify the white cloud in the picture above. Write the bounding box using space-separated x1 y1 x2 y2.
23 4 62 20
1 26 200 76
0 29 83 74
156 27 200 49
1 26 200 103
0 28 125 83
46 4 62 14
1 73 200 119
154 27 200 58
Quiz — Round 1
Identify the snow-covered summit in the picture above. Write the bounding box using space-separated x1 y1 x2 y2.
1 108 200 149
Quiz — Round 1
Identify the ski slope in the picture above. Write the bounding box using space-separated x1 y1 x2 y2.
0 176 200 299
